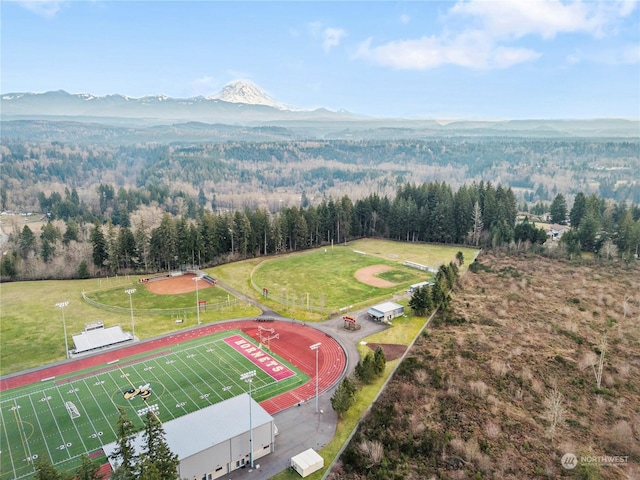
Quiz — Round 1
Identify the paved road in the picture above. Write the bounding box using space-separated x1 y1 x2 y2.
221 284 403 480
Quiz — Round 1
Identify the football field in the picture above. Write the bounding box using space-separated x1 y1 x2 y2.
0 330 308 479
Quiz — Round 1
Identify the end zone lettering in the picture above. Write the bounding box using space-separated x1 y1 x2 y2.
223 335 295 381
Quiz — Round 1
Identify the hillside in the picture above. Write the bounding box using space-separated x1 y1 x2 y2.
332 252 640 479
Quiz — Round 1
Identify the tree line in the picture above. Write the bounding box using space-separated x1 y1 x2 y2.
2 181 639 281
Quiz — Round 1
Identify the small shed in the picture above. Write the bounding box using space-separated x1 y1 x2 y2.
367 301 404 322
291 448 324 477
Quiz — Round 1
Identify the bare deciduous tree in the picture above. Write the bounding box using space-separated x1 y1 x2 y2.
471 201 484 246
593 335 607 389
358 439 384 468
542 381 567 443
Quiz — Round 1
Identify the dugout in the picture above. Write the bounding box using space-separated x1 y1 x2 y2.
291 448 324 477
102 394 276 480
407 281 433 293
367 301 404 322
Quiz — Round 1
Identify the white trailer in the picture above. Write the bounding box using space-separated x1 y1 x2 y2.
290 448 324 477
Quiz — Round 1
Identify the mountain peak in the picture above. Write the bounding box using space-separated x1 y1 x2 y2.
208 80 287 109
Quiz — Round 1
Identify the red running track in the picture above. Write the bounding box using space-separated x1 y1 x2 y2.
0 320 346 415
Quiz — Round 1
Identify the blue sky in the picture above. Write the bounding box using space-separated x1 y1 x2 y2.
2 0 639 119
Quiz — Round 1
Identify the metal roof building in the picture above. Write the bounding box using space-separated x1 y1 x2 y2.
103 393 276 480
367 301 404 322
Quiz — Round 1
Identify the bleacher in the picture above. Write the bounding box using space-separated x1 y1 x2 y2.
71 325 133 355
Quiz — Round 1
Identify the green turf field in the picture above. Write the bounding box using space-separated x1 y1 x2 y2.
0 330 307 480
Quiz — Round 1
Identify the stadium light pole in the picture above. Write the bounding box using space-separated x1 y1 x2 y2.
310 342 321 414
125 289 136 340
240 370 257 468
56 301 70 359
193 276 202 325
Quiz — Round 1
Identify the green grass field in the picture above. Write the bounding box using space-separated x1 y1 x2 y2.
214 239 479 320
85 280 232 310
0 277 261 375
0 330 307 480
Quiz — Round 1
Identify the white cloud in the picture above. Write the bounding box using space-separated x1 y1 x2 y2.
322 27 347 53
449 0 636 39
308 21 347 53
400 14 411 24
354 29 540 70
16 0 65 17
354 0 636 70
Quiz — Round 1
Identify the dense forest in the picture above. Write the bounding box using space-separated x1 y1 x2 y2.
2 178 639 281
1 138 639 216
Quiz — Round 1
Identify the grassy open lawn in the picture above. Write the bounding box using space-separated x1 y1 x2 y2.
0 276 260 376
347 238 478 271
250 248 426 311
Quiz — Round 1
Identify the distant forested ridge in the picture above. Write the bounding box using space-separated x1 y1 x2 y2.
1 137 639 215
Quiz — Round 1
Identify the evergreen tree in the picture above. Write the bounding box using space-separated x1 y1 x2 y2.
355 352 377 384
75 453 101 480
77 260 90 279
431 277 451 310
560 229 582 259
1 253 17 279
90 223 108 269
138 455 162 480
41 238 55 262
18 225 36 259
409 286 432 316
373 346 386 376
577 210 600 252
570 192 587 228
33 455 64 480
117 227 137 270
62 219 80 246
110 408 137 480
455 251 464 265
142 411 179 480
197 187 207 206
549 194 568 224
330 376 357 418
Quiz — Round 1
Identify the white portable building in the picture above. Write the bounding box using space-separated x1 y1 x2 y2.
291 448 324 477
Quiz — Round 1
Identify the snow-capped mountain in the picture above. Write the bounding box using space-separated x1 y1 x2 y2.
208 80 289 110
0 82 359 123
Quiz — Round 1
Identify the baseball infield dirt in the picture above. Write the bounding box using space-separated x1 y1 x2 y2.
354 264 397 288
144 273 214 295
